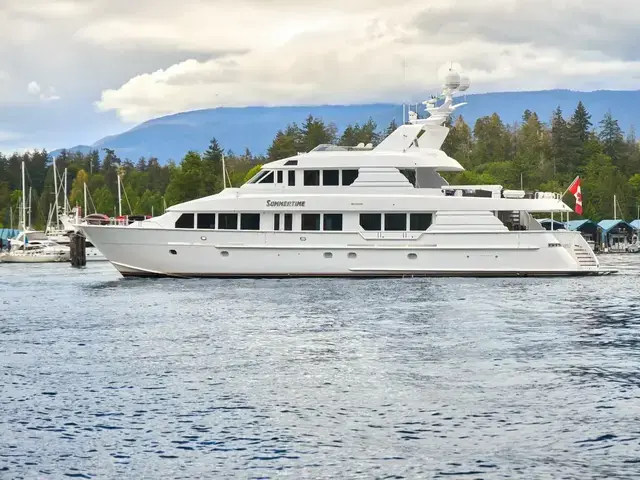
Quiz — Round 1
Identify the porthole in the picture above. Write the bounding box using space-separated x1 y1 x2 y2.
347 252 357 259
220 251 229 257
169 249 177 255
200 236 207 241
408 253 417 260
300 236 307 242
324 252 333 258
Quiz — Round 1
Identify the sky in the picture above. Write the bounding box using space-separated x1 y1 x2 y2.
1 0 639 153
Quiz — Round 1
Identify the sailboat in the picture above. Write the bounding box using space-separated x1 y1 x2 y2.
45 160 108 261
0 162 70 263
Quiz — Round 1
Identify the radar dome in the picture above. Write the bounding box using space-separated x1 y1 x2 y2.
458 75 470 91
444 70 461 89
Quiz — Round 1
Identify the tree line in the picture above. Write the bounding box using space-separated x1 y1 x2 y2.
0 103 638 229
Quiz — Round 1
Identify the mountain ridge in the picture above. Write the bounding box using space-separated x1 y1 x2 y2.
50 89 640 163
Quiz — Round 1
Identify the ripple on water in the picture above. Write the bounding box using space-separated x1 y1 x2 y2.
1 258 640 478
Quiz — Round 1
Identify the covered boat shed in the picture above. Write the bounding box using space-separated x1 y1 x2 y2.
598 220 634 252
0 228 19 240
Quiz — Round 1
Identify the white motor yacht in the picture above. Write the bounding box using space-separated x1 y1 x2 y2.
79 69 611 278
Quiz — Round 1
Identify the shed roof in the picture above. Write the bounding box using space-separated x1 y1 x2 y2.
598 219 633 233
566 219 598 231
630 219 640 229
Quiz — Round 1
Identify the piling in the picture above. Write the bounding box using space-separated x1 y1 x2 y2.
70 232 87 267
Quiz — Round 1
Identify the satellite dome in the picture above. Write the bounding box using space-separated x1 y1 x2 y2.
458 75 470 91
444 70 461 89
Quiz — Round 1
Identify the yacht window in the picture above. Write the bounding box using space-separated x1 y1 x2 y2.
241 213 261 230
258 171 274 184
304 170 320 186
218 213 238 229
288 170 295 186
385 213 407 231
359 213 381 231
284 213 293 231
323 170 339 186
284 160 298 166
301 213 321 231
175 213 194 229
249 170 268 184
197 213 216 229
277 171 283 183
274 213 280 231
323 214 343 231
342 169 358 185
410 213 432 231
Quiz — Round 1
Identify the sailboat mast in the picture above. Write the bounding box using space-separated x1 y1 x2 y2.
614 194 617 220
83 182 87 216
222 153 226 189
64 167 68 213
28 187 32 226
53 159 59 227
21 161 26 230
117 171 122 217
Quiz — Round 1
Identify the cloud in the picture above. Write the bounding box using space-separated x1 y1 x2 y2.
92 0 640 123
0 0 639 132
0 130 22 142
27 81 60 102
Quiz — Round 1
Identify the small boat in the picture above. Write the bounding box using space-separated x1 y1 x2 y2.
0 230 70 263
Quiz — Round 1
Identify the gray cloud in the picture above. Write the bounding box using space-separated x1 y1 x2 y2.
1 0 639 149
412 2 640 61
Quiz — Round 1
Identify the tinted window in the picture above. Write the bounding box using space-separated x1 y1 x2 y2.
342 169 358 185
359 213 381 231
197 213 215 229
284 213 293 231
323 170 339 186
240 213 260 230
259 171 274 183
274 213 280 231
277 171 283 183
304 170 320 186
301 213 321 230
410 213 432 231
284 160 298 165
400 169 417 186
218 213 238 229
288 170 295 186
323 214 342 231
385 213 406 231
175 213 194 228
249 170 268 183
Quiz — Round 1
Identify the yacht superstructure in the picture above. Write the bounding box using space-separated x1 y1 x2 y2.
80 69 606 278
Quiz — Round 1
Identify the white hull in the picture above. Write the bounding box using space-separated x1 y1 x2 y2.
82 225 601 278
85 247 107 262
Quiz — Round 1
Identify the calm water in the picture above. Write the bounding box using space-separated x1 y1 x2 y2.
1 257 640 479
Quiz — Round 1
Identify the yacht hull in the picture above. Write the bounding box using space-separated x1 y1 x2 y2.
81 225 603 278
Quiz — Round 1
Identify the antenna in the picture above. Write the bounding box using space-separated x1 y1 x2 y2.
402 55 407 124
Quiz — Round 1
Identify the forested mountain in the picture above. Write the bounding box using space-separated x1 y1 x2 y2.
48 89 640 163
1 101 639 229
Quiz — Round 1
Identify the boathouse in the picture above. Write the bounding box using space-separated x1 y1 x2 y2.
0 228 19 240
598 220 634 252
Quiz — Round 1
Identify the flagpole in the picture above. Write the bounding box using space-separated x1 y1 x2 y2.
561 175 580 198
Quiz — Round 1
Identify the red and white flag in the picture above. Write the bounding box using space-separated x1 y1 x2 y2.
568 176 583 215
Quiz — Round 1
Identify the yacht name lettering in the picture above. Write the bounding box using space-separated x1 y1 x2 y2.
265 200 306 207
